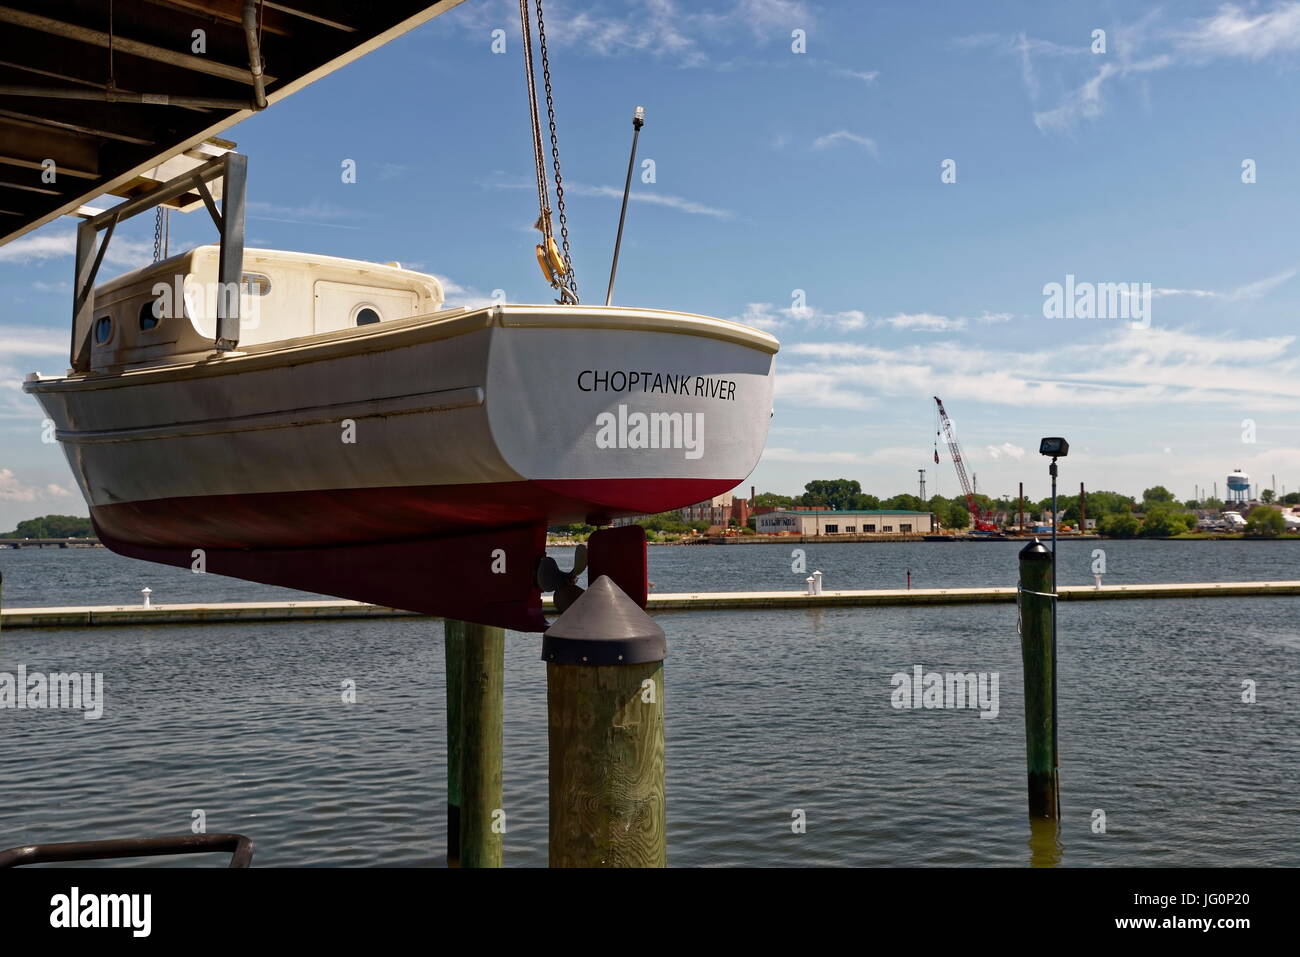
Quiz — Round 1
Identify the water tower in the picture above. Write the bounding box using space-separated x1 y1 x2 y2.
1226 469 1251 504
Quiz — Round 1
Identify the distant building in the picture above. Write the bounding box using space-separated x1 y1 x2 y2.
755 509 935 536
680 492 749 527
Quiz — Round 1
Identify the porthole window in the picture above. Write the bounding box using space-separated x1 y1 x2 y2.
139 299 162 331
93 316 112 344
241 272 271 296
355 307 381 326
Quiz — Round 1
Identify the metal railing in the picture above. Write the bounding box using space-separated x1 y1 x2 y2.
0 833 254 868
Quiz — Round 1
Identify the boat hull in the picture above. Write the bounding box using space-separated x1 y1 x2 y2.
26 304 778 628
27 304 777 548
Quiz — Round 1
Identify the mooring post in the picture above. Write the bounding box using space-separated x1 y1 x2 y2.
1018 539 1059 819
458 621 505 868
543 576 666 867
443 619 464 867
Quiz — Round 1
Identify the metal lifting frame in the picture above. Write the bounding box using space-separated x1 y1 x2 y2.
71 152 248 370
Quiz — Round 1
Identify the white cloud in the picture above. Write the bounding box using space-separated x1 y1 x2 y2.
761 446 869 464
432 275 500 311
812 130 879 157
1033 54 1171 132
838 68 879 83
998 3 1300 133
884 312 966 332
1145 265 1297 301
729 300 868 330
732 303 998 333
1175 2 1300 60
450 0 812 67
985 442 1026 460
779 325 1300 410
0 468 70 503
247 199 367 229
1229 266 1298 299
0 231 151 268
562 183 733 219
490 178 731 219
773 370 875 409
0 325 68 358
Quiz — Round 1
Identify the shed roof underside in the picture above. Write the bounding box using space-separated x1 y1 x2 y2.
0 0 466 247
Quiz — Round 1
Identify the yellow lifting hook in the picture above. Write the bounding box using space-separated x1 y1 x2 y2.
534 236 567 285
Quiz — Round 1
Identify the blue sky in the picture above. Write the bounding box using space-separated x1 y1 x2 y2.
4 0 1300 528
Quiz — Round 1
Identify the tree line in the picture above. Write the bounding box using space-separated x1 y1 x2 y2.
1 514 95 538
754 480 1297 537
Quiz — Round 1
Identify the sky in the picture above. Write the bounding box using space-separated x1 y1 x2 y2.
3 0 1300 529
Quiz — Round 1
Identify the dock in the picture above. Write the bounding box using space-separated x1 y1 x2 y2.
2 580 1297 628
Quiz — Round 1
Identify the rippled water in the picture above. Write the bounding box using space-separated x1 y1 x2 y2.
1 542 1297 866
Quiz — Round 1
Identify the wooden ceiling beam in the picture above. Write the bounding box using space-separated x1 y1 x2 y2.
0 93 161 145
0 115 100 178
263 0 359 32
0 6 276 86
139 0 298 37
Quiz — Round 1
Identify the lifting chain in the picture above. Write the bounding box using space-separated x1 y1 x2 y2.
152 207 169 262
519 0 577 303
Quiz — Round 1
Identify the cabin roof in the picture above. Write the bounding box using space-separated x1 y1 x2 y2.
0 1 467 248
93 245 441 296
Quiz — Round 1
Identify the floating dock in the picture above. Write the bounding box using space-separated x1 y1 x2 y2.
2 581 1298 628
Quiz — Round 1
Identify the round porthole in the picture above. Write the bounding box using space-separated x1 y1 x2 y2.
93 316 113 344
355 307 381 326
139 300 161 331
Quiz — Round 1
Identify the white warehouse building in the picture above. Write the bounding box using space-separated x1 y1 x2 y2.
755 509 935 536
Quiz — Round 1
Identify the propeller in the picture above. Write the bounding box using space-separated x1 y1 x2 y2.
536 544 588 613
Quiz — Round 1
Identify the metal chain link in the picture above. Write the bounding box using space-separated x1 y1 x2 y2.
534 0 576 298
153 207 163 263
518 0 552 239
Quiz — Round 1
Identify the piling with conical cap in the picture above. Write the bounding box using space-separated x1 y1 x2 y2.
543 575 666 867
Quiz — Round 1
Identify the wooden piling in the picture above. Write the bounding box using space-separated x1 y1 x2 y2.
457 621 504 868
443 619 464 867
1018 539 1059 818
543 576 666 867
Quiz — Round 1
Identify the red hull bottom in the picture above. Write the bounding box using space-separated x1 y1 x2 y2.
91 480 685 632
90 477 734 549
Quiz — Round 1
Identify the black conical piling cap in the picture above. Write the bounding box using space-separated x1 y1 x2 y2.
541 575 666 666
1020 537 1052 560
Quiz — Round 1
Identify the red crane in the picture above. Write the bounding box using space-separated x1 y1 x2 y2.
933 396 998 532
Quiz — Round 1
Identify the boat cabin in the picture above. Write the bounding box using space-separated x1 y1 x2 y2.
87 246 445 371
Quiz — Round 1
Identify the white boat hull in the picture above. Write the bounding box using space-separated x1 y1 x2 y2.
27 304 778 550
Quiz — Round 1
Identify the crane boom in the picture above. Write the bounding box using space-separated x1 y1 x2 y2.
934 397 997 531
